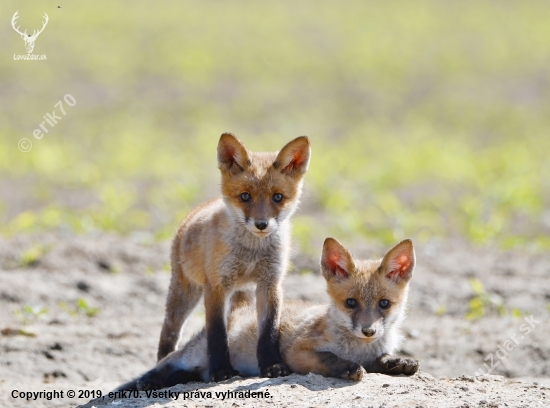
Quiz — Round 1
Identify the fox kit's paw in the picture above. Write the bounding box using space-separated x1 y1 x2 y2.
261 362 291 378
212 367 240 382
376 355 419 376
340 362 364 381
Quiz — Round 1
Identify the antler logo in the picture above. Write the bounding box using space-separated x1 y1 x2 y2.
11 10 49 54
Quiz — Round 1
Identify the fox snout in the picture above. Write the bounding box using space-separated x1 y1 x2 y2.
354 312 384 340
254 220 268 231
245 200 281 236
247 216 277 236
362 327 376 337
358 321 383 340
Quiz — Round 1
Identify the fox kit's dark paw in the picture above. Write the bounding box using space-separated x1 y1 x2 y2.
261 362 291 378
212 368 240 382
376 355 419 376
340 362 364 381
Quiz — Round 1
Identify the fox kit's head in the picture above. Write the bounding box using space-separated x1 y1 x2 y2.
217 133 310 238
321 238 415 343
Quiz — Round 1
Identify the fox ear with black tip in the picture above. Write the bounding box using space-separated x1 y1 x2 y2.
380 239 415 284
217 133 251 174
321 237 355 281
274 136 310 178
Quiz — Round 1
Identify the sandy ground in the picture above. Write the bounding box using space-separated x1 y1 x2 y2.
0 232 549 407
81 372 550 408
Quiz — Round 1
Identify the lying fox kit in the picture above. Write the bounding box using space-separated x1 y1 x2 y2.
157 133 311 382
123 238 418 391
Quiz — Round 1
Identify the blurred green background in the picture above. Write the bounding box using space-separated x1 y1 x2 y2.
1 0 549 252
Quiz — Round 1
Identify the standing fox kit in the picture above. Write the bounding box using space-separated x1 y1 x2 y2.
157 133 311 381
124 238 418 391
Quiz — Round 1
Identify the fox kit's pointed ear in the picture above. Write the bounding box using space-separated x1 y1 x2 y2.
274 136 310 178
217 133 250 174
380 239 415 284
321 238 355 280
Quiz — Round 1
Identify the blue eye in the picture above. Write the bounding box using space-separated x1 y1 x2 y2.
345 298 357 308
379 299 390 309
240 192 251 202
272 193 283 203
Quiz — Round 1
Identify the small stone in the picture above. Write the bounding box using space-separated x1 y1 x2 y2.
77 281 90 292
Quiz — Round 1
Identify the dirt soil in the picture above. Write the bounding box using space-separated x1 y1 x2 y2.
0 232 549 408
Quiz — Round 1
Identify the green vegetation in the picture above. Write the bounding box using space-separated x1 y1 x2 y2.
59 298 99 318
14 305 49 324
19 244 49 266
1 1 549 252
435 305 446 317
466 278 523 320
76 298 99 317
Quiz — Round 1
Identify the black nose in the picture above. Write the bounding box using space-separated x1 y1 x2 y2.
362 328 376 337
254 220 268 231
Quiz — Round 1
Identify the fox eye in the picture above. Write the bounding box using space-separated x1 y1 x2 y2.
240 192 251 202
272 193 284 203
379 299 390 309
345 298 358 308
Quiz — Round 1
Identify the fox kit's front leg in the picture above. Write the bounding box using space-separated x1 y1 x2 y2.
256 281 290 377
204 283 239 381
316 352 364 381
286 345 363 381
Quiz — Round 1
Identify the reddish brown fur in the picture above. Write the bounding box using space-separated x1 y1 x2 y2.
322 239 413 340
122 239 418 392
157 133 310 381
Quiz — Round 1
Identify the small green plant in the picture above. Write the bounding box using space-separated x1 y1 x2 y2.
435 305 446 316
14 305 49 324
59 298 99 317
76 298 99 317
19 245 49 267
58 301 76 316
466 278 506 320
108 262 123 275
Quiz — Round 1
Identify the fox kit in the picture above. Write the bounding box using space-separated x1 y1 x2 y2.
123 238 418 390
157 133 311 382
